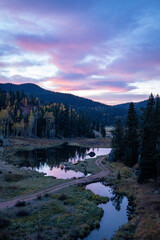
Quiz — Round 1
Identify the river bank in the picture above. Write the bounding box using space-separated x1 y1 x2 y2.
0 137 110 201
105 162 160 240
0 137 159 240
0 138 111 239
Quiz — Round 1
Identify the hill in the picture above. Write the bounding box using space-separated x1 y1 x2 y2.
0 83 107 108
0 83 147 124
113 100 147 110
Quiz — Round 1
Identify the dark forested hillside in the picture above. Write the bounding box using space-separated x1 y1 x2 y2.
113 100 147 111
0 83 145 125
0 88 94 138
0 83 107 108
112 94 160 183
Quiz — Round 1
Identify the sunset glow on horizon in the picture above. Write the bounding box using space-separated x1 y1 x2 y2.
0 0 160 105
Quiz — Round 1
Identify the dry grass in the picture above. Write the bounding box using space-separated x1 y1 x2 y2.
71 157 101 175
8 137 111 151
0 186 109 240
0 137 109 201
107 162 160 240
0 157 71 201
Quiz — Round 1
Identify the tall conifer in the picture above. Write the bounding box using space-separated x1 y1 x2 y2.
124 102 139 166
138 94 156 182
112 119 124 161
154 95 160 183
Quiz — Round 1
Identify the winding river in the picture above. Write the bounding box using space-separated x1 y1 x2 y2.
15 146 133 239
83 182 131 240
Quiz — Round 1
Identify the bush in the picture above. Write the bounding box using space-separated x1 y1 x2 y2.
3 173 23 182
58 194 67 201
69 229 79 239
0 217 11 228
95 220 100 229
16 210 29 217
121 167 133 178
0 231 11 240
117 170 121 180
44 193 50 198
15 201 26 207
37 195 42 200
79 224 90 238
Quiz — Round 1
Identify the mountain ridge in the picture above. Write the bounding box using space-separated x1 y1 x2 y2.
0 83 109 108
0 82 147 109
0 83 148 125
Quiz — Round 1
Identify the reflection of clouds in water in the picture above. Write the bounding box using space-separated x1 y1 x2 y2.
86 148 112 159
35 163 85 179
85 182 128 240
18 147 112 179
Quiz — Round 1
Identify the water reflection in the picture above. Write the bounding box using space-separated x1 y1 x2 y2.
127 196 136 220
110 190 124 211
16 146 111 179
84 182 131 240
17 146 89 168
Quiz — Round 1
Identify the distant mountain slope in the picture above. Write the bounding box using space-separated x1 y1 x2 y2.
0 83 148 124
0 83 108 108
113 99 147 110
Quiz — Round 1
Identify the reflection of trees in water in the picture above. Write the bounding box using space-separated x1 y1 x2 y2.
16 146 90 169
127 196 136 220
110 190 124 211
84 168 88 176
110 190 136 219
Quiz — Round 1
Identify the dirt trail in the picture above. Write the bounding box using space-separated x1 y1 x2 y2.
0 156 111 209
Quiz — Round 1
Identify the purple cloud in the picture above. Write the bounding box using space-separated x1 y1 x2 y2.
0 0 160 104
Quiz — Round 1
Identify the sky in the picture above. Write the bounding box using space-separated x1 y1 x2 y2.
0 0 160 105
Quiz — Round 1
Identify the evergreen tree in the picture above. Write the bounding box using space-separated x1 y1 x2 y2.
112 119 124 161
138 94 156 182
0 89 7 110
0 89 95 139
124 102 139 166
96 122 100 131
16 91 21 102
101 123 106 138
153 95 160 183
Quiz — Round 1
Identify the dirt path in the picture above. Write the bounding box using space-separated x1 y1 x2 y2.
0 156 111 209
95 156 106 170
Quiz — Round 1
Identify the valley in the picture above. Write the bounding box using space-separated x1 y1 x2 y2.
0 137 159 240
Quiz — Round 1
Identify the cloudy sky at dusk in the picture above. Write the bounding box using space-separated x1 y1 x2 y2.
0 0 160 105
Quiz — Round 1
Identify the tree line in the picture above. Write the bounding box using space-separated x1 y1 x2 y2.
112 94 160 183
0 89 97 138
0 83 129 126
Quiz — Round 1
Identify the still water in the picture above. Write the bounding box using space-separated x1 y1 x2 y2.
83 182 132 240
16 146 111 179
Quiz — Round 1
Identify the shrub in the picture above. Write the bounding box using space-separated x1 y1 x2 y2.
0 217 11 228
69 229 79 239
79 224 90 238
37 195 42 200
0 231 11 240
15 201 26 207
121 167 133 178
16 210 29 217
44 193 50 198
36 232 42 240
95 220 100 229
117 170 121 180
3 173 23 182
58 194 67 201
63 201 69 205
